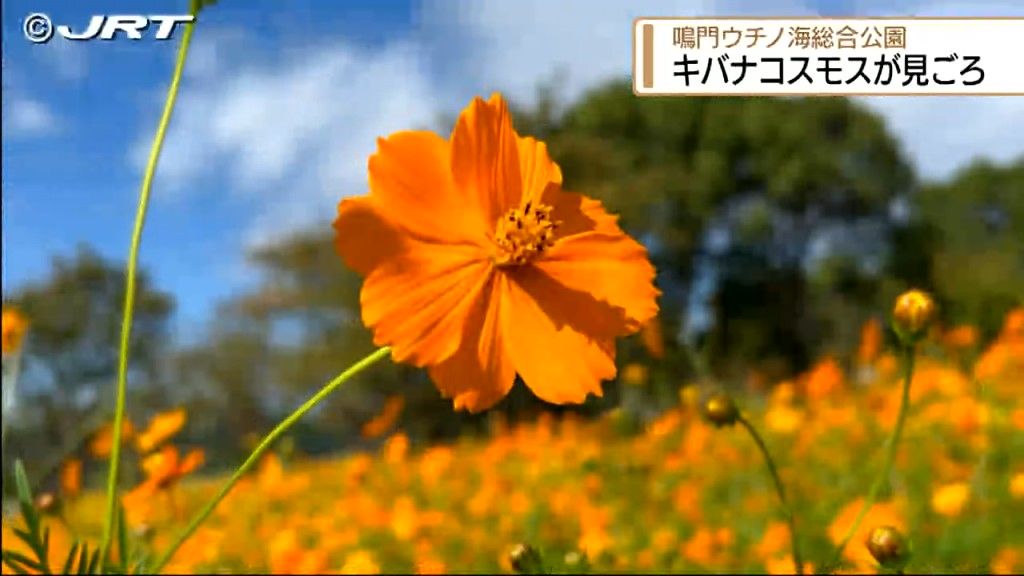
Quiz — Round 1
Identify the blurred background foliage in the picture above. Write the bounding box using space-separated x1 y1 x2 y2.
2 83 1022 493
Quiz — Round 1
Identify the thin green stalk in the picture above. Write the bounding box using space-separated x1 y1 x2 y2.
738 415 804 576
828 344 917 572
150 346 392 573
99 13 199 563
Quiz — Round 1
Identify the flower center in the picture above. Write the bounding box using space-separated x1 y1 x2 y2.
493 201 558 266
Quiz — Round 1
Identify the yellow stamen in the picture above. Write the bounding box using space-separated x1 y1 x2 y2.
493 200 558 266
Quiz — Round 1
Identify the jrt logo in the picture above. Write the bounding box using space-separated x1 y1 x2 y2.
23 13 195 44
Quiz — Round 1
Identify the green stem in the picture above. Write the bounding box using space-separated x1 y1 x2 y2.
150 347 392 573
827 344 917 572
738 415 804 576
99 11 199 563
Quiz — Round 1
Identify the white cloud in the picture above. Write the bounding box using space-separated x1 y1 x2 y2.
4 98 59 137
34 39 89 81
860 96 1024 181
135 0 1024 251
848 0 1024 180
434 0 1023 181
132 33 439 247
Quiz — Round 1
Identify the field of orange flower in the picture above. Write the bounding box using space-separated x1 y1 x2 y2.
4 308 1023 574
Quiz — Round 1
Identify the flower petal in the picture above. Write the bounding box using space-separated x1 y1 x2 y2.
450 93 523 232
369 130 487 245
518 135 562 203
502 266 619 405
335 198 490 366
334 197 409 277
536 230 659 331
540 188 624 240
428 273 515 413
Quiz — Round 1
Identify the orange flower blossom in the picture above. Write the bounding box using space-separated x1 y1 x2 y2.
334 93 659 412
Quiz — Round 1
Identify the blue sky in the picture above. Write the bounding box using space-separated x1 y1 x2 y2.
3 0 1023 345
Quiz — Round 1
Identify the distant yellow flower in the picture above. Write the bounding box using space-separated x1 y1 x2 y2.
339 550 380 575
681 526 733 566
1 307 30 355
383 432 409 463
361 394 405 439
992 547 1021 575
753 521 791 559
268 529 328 575
931 482 970 517
415 558 446 575
135 408 187 454
765 555 814 575
390 496 420 541
1009 473 1024 500
257 452 309 500
621 362 649 386
1012 409 1024 431
124 444 204 518
858 317 883 365
680 385 701 410
87 419 135 459
1002 307 1024 339
59 458 83 500
804 357 844 401
640 316 665 359
943 324 978 350
765 403 804 435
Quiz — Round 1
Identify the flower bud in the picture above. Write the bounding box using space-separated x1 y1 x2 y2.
865 525 911 570
892 289 936 344
702 390 739 428
509 543 543 574
34 492 59 515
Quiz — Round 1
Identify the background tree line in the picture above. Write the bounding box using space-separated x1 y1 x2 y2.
4 82 1022 488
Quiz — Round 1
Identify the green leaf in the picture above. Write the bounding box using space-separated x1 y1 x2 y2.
1 549 42 572
116 502 129 572
1 552 33 575
77 543 91 575
85 547 101 574
12 527 33 544
8 460 52 573
63 541 82 574
13 460 33 505
42 526 51 558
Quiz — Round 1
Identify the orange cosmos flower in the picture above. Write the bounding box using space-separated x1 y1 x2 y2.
943 324 978 350
135 408 187 453
1 307 30 355
123 445 203 525
334 92 659 412
361 394 406 439
640 316 665 359
931 481 970 517
129 445 204 497
59 458 83 500
857 317 883 365
87 419 135 459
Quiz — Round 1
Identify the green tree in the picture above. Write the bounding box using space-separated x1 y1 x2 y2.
3 245 174 483
520 82 915 379
913 158 1024 336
